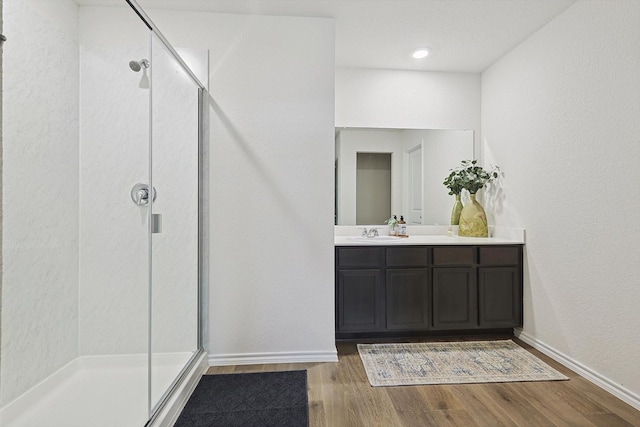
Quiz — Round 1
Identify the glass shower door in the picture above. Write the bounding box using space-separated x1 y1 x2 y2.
148 32 201 411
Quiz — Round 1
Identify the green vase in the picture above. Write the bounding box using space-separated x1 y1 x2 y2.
458 193 488 237
450 194 463 225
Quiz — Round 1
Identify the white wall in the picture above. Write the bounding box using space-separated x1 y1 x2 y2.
0 1 3 400
131 9 338 363
336 68 481 145
482 0 640 405
1 0 80 405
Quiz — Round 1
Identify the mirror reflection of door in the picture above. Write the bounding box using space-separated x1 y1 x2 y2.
356 153 391 224
408 146 423 224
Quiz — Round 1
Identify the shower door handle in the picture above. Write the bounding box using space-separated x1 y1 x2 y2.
151 214 163 234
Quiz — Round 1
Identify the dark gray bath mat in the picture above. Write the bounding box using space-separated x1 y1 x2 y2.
174 370 309 427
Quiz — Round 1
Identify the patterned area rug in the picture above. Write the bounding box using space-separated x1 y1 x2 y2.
358 340 568 387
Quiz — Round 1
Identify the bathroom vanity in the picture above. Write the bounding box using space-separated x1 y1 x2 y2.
334 233 524 339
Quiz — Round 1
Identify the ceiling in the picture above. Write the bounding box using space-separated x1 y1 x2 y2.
78 0 577 73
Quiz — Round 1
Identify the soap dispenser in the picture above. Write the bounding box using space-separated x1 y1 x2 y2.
398 216 407 236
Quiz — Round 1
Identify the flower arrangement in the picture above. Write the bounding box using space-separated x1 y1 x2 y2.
443 160 499 195
385 216 398 228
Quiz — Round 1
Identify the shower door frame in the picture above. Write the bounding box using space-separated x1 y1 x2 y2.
124 0 208 424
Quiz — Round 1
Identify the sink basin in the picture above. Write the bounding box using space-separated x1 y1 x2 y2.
347 236 403 243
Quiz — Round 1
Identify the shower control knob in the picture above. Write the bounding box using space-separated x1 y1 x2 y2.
136 188 148 204
131 183 157 206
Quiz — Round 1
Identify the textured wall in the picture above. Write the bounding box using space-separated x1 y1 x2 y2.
482 0 640 400
78 42 151 356
1 0 79 405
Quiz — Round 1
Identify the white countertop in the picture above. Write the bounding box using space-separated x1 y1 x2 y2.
335 235 522 246
334 225 525 246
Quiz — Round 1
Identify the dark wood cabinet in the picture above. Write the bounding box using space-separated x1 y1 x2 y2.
336 269 384 332
386 268 430 330
478 266 521 328
336 244 523 338
432 267 477 329
335 247 386 333
477 245 522 328
385 247 430 330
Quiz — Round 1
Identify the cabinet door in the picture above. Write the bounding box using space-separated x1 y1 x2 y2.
432 267 477 329
478 267 522 328
386 269 430 330
336 269 385 332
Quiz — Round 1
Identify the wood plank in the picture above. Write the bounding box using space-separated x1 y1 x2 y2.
416 384 465 411
481 382 558 425
385 386 441 426
429 408 482 427
337 347 402 426
506 381 598 426
588 413 636 427
449 384 523 426
568 376 640 426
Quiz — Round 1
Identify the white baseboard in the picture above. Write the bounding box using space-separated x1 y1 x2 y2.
515 329 640 411
208 350 338 366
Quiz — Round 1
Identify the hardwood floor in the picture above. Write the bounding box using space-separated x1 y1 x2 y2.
205 337 640 426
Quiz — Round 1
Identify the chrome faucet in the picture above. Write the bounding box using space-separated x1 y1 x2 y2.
360 227 380 238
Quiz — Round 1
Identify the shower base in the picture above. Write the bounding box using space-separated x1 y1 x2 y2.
0 351 206 427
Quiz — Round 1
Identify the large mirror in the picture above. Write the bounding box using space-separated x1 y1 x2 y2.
335 128 474 225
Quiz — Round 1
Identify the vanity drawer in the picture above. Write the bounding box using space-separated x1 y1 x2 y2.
387 247 429 267
336 247 384 268
479 246 521 266
432 247 475 266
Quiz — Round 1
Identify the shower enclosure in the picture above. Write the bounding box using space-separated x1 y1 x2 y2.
0 1 207 426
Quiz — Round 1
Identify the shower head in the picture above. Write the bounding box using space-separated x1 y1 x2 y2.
129 59 149 72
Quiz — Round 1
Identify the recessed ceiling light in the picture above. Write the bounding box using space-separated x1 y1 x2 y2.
412 48 431 59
